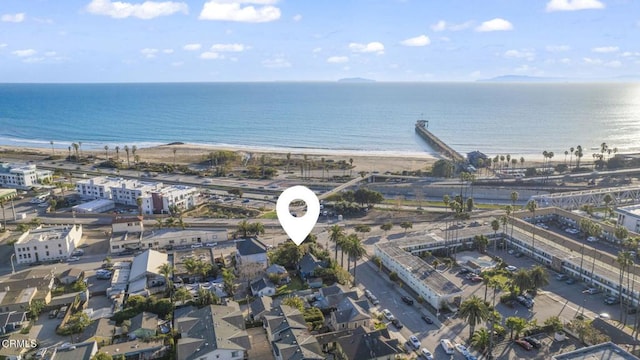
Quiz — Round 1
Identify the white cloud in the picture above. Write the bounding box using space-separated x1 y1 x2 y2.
163 49 174 54
12 49 37 57
504 49 535 60
140 48 159 58
546 45 571 52
23 57 45 63
200 51 223 59
183 43 202 51
292 14 302 22
400 35 430 47
44 51 57 57
262 56 291 68
349 42 385 55
0 43 7 49
604 60 621 68
621 51 640 57
312 47 322 53
210 43 245 52
1 13 25 23
475 18 513 32
430 20 473 32
86 0 188 19
199 0 280 23
592 46 618 53
327 56 349 63
583 57 602 65
546 0 605 12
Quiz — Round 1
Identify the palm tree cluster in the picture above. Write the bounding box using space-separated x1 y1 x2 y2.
236 220 265 238
327 225 366 286
490 154 522 172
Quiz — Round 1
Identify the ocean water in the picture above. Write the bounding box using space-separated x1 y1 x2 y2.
1 82 639 158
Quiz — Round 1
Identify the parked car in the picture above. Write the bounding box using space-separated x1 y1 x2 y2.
505 265 517 272
401 296 414 305
587 236 598 242
470 276 483 283
365 289 373 299
420 348 434 360
67 256 80 262
369 295 380 305
523 336 542 348
48 309 59 319
514 339 533 350
454 343 469 355
440 339 455 355
556 274 568 281
604 296 620 305
583 287 601 295
421 314 434 324
565 278 577 285
382 309 394 321
458 268 471 275
599 313 611 319
409 335 421 349
391 318 403 329
58 342 75 351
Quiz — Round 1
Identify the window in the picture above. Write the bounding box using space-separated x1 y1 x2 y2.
59 250 62 255
45 245 48 249
58 244 62 247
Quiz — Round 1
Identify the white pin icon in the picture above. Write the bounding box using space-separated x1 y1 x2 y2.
276 185 320 246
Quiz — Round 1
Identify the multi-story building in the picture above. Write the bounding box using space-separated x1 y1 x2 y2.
0 163 52 189
75 176 199 214
13 225 82 264
616 204 640 234
235 238 269 280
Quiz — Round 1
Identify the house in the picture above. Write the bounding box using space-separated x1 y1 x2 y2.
250 277 277 297
0 272 55 312
79 317 115 346
0 311 27 335
174 303 250 360
13 225 82 264
298 253 323 280
58 268 85 285
128 312 158 340
127 249 168 296
466 151 488 168
264 305 323 360
99 339 166 360
235 238 268 279
266 264 290 284
311 284 358 311
328 297 370 331
51 341 98 360
317 326 403 360
249 296 273 322
307 277 323 289
109 216 144 254
0 333 36 359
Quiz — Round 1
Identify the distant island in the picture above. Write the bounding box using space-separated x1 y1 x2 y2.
337 77 376 83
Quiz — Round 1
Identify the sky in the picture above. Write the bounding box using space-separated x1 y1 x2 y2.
1 0 640 82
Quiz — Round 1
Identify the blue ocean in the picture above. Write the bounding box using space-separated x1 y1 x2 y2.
1 82 639 157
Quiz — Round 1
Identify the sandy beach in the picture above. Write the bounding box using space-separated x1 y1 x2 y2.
0 143 442 174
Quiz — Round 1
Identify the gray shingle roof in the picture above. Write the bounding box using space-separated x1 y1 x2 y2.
235 238 267 256
332 297 370 325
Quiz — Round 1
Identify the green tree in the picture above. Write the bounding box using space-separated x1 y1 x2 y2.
195 287 219 307
616 250 633 322
380 222 393 235
174 287 192 306
124 145 130 167
431 159 455 178
474 234 489 253
222 268 235 296
505 316 527 339
157 262 174 298
328 225 345 263
282 296 305 311
237 220 251 238
471 328 491 352
400 221 413 234
528 265 549 291
491 219 500 249
513 269 532 294
92 352 113 360
459 295 489 339
345 234 366 286
354 224 371 235
26 299 45 320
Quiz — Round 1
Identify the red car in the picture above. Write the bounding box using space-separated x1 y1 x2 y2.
515 339 533 351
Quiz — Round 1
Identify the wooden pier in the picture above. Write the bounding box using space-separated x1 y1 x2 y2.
415 120 465 162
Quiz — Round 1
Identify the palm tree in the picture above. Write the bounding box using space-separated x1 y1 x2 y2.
328 224 344 263
526 200 537 258
513 269 532 294
104 145 109 160
603 193 614 220
124 145 131 167
174 287 192 306
519 156 525 169
173 148 177 166
529 265 549 291
617 251 633 322
349 158 353 177
491 219 500 251
115 146 120 161
615 226 629 249
286 152 291 174
564 150 569 166
50 140 55 156
157 262 175 296
237 220 251 238
569 147 575 169
459 295 489 339
575 145 584 169
474 235 489 254
471 328 491 352
345 234 366 286
72 142 79 162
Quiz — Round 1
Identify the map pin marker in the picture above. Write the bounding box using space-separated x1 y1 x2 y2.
276 185 320 246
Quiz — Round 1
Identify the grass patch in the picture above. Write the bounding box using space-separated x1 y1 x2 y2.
259 211 278 219
276 276 305 296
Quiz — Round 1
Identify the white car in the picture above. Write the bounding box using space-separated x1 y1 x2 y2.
191 243 203 248
599 313 611 319
506 265 517 272
58 342 76 351
420 348 434 360
587 236 598 242
381 309 395 321
67 256 80 262
455 343 469 355
409 335 421 349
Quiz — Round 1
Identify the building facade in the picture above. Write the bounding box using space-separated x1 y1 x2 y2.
616 204 640 234
0 163 52 189
14 225 82 264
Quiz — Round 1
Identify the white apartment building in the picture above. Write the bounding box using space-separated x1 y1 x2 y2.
14 225 82 264
75 176 199 215
110 228 227 254
616 204 640 233
0 163 52 189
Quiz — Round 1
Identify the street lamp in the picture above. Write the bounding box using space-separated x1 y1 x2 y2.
10 253 16 274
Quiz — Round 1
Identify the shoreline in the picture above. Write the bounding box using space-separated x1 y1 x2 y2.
0 143 443 173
